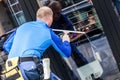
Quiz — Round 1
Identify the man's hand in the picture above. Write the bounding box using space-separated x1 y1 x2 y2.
62 31 70 42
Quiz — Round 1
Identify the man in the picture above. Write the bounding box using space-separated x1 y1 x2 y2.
3 6 71 80
48 1 88 67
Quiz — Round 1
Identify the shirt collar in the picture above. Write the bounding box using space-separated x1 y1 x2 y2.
36 20 51 29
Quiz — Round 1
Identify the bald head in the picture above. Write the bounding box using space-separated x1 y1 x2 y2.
36 6 53 19
36 6 53 26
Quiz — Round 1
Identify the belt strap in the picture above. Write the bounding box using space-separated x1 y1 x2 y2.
19 57 34 62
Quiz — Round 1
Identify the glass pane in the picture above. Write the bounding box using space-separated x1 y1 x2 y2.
56 0 73 8
16 11 26 25
12 4 22 13
67 7 103 37
57 0 85 8
9 0 18 4
60 0 119 79
73 0 84 3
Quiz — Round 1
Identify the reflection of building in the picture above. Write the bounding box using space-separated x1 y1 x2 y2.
0 0 120 79
7 0 26 26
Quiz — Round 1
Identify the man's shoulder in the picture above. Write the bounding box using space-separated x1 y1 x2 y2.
20 21 41 28
20 21 34 26
23 21 36 25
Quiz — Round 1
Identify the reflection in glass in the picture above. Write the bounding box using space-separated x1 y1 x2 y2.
66 7 103 38
12 4 22 13
9 0 18 4
57 0 84 8
16 11 26 25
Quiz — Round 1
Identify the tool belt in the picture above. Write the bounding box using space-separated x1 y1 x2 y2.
4 57 44 80
5 57 23 80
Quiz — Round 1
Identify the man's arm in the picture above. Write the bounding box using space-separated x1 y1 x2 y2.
61 14 74 30
50 29 71 57
3 30 16 54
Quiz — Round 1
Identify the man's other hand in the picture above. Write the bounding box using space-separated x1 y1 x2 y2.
62 31 70 42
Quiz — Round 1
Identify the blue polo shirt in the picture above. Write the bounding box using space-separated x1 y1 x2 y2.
3 20 71 59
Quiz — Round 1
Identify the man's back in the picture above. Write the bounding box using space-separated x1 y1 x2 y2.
8 20 51 59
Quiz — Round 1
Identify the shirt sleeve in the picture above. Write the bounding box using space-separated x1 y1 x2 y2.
61 14 74 30
3 30 16 54
50 29 71 57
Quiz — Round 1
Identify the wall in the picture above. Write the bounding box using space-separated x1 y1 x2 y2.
0 2 14 34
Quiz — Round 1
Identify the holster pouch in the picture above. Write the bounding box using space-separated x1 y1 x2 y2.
5 57 24 80
33 57 44 79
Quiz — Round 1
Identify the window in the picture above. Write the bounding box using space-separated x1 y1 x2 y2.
60 0 118 79
62 1 103 43
7 0 26 26
9 0 18 4
12 4 22 13
57 0 84 8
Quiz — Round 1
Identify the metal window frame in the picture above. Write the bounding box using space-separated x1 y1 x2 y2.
8 0 25 25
